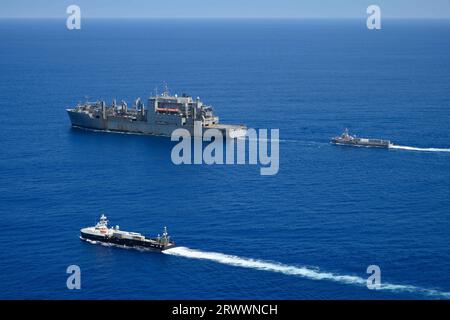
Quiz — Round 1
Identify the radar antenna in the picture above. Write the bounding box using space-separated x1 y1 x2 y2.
163 81 169 97
135 97 141 110
161 226 170 244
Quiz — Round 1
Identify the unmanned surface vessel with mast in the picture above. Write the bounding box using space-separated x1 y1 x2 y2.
80 215 175 252
331 129 392 148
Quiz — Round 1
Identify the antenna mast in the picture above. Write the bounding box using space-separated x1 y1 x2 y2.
163 81 169 96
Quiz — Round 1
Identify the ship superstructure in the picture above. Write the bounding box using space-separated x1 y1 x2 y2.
67 86 247 138
80 214 175 251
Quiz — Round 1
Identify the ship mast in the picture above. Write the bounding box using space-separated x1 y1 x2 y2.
163 81 169 97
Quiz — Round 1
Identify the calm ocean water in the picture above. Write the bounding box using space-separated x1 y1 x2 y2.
0 19 449 299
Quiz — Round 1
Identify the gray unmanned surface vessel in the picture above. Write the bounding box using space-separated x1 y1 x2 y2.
331 129 392 148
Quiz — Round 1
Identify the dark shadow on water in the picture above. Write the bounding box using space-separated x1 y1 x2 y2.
68 126 176 152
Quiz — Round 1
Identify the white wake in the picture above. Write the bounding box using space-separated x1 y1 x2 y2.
163 246 450 299
390 145 450 153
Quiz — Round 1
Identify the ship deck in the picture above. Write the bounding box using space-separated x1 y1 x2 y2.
208 124 246 129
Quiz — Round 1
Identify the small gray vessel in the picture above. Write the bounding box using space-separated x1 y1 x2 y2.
331 129 392 148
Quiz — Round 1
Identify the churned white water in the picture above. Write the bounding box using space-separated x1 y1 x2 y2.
164 246 450 299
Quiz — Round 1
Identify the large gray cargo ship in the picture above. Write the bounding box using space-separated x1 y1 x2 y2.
67 87 247 138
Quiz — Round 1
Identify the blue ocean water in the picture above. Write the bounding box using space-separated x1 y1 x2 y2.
0 19 450 299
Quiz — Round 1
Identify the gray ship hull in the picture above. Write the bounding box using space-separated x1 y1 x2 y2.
331 138 391 148
80 232 174 251
67 109 183 136
67 109 246 138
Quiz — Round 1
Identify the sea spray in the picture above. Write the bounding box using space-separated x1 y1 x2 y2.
390 145 450 153
163 247 450 299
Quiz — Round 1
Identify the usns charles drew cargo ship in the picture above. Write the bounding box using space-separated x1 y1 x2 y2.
67 87 247 138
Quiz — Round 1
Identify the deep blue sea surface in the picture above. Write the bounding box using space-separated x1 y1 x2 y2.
0 19 450 299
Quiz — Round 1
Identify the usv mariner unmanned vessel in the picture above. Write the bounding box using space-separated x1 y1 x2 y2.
331 129 392 148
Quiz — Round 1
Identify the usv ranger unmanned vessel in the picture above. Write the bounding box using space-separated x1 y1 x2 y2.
80 214 175 252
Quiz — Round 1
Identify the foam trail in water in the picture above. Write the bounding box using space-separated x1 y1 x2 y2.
164 247 450 299
390 145 450 153
237 137 290 143
237 137 323 146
